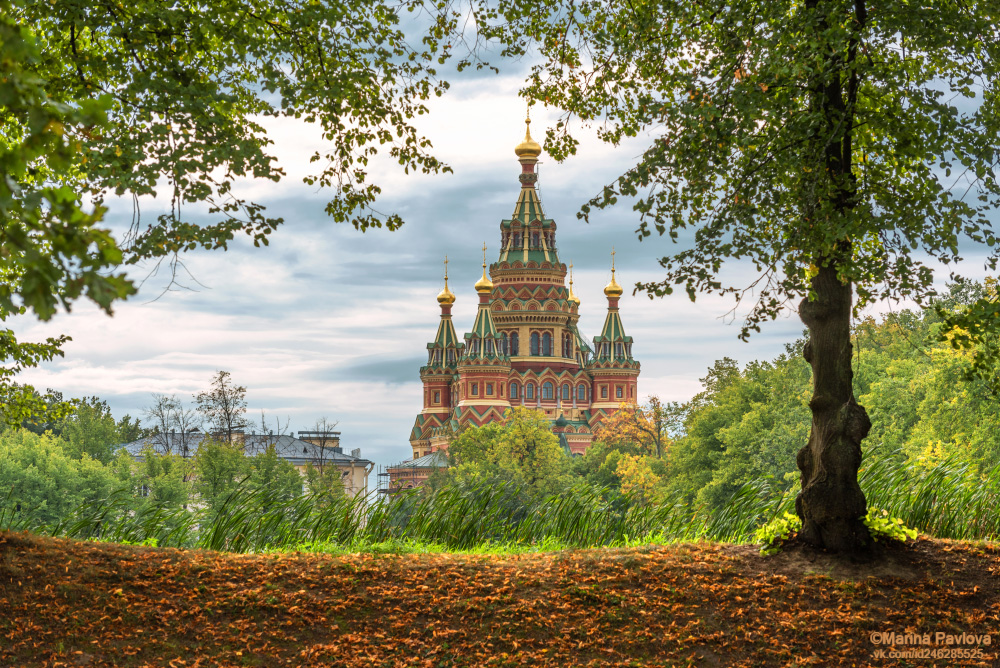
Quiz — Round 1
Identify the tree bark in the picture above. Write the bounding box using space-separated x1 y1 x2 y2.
796 260 872 554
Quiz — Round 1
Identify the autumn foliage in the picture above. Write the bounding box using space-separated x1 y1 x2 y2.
1 531 997 667
593 396 679 459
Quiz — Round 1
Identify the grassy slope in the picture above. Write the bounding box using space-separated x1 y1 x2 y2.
1 532 998 667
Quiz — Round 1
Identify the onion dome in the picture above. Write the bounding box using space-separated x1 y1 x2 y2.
514 116 542 159
604 248 623 299
568 263 581 306
437 256 456 306
474 243 494 294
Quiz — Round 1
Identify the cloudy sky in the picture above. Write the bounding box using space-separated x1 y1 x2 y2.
10 63 993 474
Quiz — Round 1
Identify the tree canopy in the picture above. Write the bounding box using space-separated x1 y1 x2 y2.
1 0 459 420
473 0 1000 553
485 0 1000 325
446 407 572 497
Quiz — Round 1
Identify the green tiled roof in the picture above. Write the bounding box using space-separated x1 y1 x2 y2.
429 316 459 350
498 187 561 266
422 315 462 371
506 187 549 226
593 308 636 363
462 302 509 362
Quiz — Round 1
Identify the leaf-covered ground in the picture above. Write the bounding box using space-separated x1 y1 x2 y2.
1 532 998 667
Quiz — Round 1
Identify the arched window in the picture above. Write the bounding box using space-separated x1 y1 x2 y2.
470 339 480 354
526 383 535 400
542 332 552 356
502 333 509 355
530 332 540 356
616 386 623 399
532 232 540 247
510 332 519 356
615 342 624 358
510 382 519 399
542 382 554 400
561 383 570 401
563 334 572 357
447 349 455 364
577 385 587 401
513 233 522 247
486 339 494 355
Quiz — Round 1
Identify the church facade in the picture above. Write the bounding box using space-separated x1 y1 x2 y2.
407 119 641 462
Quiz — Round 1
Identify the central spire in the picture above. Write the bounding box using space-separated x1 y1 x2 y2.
498 115 561 268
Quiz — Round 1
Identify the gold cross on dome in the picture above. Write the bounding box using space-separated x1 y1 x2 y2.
444 255 449 280
611 247 616 272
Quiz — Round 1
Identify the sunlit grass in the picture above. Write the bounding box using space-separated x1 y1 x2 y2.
3 449 998 554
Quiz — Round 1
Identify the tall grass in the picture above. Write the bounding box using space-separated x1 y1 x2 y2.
2 449 998 553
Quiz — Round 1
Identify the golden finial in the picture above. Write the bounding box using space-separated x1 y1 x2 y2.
436 255 456 306
604 247 623 299
475 242 493 294
514 107 542 159
568 262 581 306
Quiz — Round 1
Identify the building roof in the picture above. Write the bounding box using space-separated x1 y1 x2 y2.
498 187 561 266
388 450 449 470
118 432 373 467
593 306 636 364
462 299 509 363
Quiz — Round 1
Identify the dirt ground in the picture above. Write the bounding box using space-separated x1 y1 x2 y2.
1 531 998 667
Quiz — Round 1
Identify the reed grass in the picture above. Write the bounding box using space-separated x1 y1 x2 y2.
2 449 997 554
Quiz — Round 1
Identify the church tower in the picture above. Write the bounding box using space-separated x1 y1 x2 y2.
404 116 641 467
409 260 462 459
587 251 641 429
454 246 512 430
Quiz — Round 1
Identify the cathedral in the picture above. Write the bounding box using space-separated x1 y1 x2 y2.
407 118 641 464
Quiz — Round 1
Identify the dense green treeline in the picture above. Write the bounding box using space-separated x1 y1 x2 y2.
435 280 999 516
0 428 324 532
572 280 1000 515
3 283 999 551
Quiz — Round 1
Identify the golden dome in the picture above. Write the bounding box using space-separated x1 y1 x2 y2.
514 116 542 159
475 243 494 294
437 256 456 305
437 284 456 305
604 273 623 299
604 248 623 298
568 263 581 306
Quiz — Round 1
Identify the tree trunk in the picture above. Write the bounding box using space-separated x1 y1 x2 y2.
796 260 872 554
